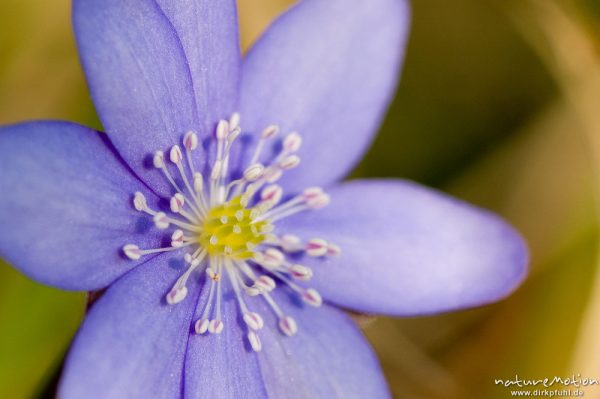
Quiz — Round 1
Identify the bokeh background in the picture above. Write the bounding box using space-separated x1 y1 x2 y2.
1 0 599 398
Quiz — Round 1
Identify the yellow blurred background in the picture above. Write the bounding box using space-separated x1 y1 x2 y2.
1 0 600 398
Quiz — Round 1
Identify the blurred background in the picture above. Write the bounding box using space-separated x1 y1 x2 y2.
1 0 599 397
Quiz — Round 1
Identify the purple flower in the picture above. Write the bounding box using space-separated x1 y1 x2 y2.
0 0 528 398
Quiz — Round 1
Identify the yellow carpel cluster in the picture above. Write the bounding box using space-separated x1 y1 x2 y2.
198 196 270 259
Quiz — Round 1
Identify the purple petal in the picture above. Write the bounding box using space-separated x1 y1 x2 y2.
238 0 410 192
155 0 241 135
0 121 161 291
59 254 197 399
184 278 266 398
278 180 529 316
184 284 390 398
73 0 201 194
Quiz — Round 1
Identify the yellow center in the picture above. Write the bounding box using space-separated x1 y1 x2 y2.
198 196 271 259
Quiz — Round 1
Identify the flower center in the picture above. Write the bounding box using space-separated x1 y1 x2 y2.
122 113 340 352
198 196 268 259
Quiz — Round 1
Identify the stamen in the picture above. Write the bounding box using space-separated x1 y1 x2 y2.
256 187 329 223
193 172 210 212
243 163 265 181
170 144 183 164
289 264 313 281
153 151 183 194
170 193 185 213
249 124 279 166
152 212 200 232
243 312 265 331
122 244 182 260
171 229 193 248
193 172 204 193
195 318 210 335
195 263 219 335
153 151 165 168
306 238 329 257
170 145 204 218
279 155 300 170
247 331 262 352
225 263 265 351
327 243 342 257
166 285 188 305
229 113 241 132
194 292 214 333
209 259 224 334
167 252 207 306
183 131 198 151
304 190 331 209
262 125 279 140
237 261 276 294
261 248 285 269
280 234 303 252
282 132 302 153
263 167 283 184
254 275 277 293
260 185 283 206
208 319 224 334
279 315 298 337
216 120 229 141
133 192 148 211
301 288 323 307
269 269 322 308
122 244 142 260
182 132 210 215
153 212 169 229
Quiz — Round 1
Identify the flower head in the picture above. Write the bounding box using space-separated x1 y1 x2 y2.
0 0 528 398
122 115 338 346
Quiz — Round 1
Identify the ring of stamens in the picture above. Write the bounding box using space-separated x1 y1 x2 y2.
122 113 340 352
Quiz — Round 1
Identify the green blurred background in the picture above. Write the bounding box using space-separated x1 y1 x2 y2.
1 0 600 397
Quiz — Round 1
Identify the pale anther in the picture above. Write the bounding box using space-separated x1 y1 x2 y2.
290 264 313 281
193 172 203 193
248 331 262 352
306 238 328 257
171 229 185 247
195 319 210 335
229 112 241 132
216 120 229 140
133 192 147 211
306 193 330 209
153 212 169 229
243 163 264 181
153 151 165 168
262 248 285 268
243 312 265 331
170 193 185 213
261 185 283 204
183 131 198 150
279 316 298 336
254 275 276 292
261 125 279 139
209 319 224 334
123 244 141 260
265 168 283 183
280 234 302 252
166 286 188 305
283 132 302 153
301 288 322 307
170 145 183 164
327 243 342 257
211 160 222 180
279 155 300 170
